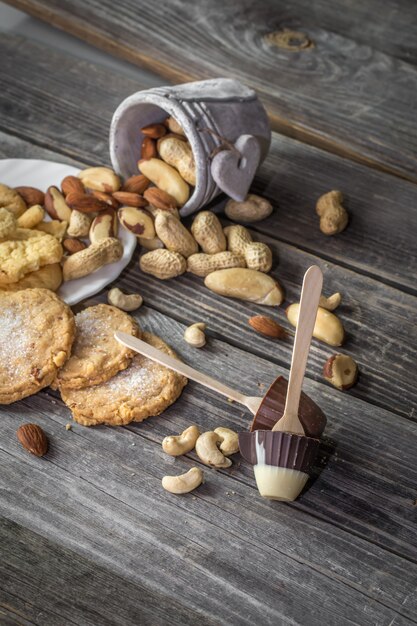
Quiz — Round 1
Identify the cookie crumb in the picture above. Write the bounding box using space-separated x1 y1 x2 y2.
65 423 72 431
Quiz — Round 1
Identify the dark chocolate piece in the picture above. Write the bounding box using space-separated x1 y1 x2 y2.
239 430 320 474
251 376 326 438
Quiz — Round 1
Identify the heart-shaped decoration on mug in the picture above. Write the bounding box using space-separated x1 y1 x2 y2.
210 134 261 202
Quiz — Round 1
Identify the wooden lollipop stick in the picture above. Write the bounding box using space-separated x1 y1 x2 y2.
272 265 323 435
114 331 263 415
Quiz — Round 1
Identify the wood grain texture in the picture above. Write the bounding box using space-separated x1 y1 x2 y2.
4 0 417 181
0 130 415 421
1 307 417 624
0 35 416 293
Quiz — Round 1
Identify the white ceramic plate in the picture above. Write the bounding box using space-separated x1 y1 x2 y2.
0 158 136 305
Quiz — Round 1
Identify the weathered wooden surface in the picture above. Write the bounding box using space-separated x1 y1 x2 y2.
0 23 417 626
1 306 417 625
1 35 416 294
4 0 417 181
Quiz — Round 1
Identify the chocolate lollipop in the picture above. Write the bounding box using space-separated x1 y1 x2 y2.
239 265 324 501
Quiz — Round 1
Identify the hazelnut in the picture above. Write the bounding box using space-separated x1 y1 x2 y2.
323 354 358 390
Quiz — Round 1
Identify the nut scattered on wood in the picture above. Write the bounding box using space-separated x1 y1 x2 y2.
15 186 45 207
213 427 239 456
244 242 272 273
107 287 143 311
184 323 206 348
323 354 358 390
162 467 203 494
224 224 253 255
316 190 348 235
225 194 273 223
319 292 342 311
154 211 197 258
139 249 187 280
187 251 245 277
286 303 345 346
191 211 226 254
63 238 87 254
248 315 287 339
17 423 48 457
162 425 200 456
138 235 165 250
195 432 232 468
205 268 284 306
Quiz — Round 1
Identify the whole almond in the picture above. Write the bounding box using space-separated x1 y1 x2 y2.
44 186 72 221
248 315 287 339
66 192 109 213
122 174 150 194
90 190 120 209
63 238 87 254
112 191 147 207
15 186 45 207
144 187 178 209
141 124 167 138
61 175 85 197
141 137 157 160
17 423 48 457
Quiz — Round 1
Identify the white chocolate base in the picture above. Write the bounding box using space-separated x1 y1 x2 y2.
254 465 309 501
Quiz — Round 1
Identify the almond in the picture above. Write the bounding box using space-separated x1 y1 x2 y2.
112 191 147 207
66 192 110 213
17 423 48 457
15 186 45 207
248 315 287 339
63 238 87 254
144 187 178 210
90 190 120 209
141 124 167 139
61 175 85 197
141 137 157 160
44 186 72 221
122 174 150 194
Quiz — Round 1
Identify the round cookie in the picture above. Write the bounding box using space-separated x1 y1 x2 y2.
0 263 62 293
61 332 187 426
0 184 27 217
0 207 17 238
55 304 141 391
0 288 75 404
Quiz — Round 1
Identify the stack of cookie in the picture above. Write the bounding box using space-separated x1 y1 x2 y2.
0 290 187 425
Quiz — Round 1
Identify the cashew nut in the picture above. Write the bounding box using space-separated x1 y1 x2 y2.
184 323 206 348
286 303 345 346
107 287 143 311
195 432 232 468
162 425 200 456
316 190 348 235
213 427 239 456
319 292 342 311
162 467 203 494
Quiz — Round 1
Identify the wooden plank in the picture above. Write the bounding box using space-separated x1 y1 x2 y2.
0 130 416 421
0 35 416 293
4 1 417 181
1 369 416 624
0 518 207 626
2 306 417 614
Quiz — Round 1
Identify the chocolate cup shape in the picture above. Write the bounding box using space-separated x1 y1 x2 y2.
251 376 326 438
239 430 320 474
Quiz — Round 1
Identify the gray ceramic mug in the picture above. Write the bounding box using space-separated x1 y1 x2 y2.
109 78 271 217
